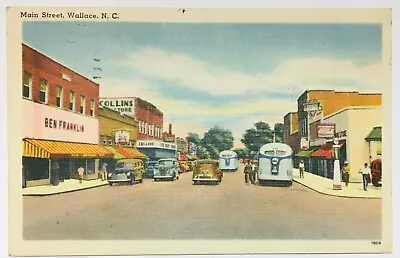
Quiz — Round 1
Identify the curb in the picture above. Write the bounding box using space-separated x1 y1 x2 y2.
293 179 382 199
22 183 109 197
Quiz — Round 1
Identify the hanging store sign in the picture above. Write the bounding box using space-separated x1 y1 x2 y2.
317 123 336 138
300 137 309 150
115 130 130 144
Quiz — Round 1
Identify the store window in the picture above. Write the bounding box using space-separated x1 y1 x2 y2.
39 78 48 103
86 159 95 174
90 98 95 117
69 91 75 111
23 157 49 181
23 71 32 99
56 85 63 108
70 159 86 179
80 95 86 114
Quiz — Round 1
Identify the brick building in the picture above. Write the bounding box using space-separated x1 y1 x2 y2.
135 98 163 140
23 43 99 118
162 124 176 142
283 112 299 165
22 43 112 187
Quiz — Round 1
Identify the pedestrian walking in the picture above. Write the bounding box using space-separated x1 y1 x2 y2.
359 162 371 191
343 161 350 186
244 160 251 184
78 166 84 183
101 162 108 181
250 161 257 184
299 160 305 178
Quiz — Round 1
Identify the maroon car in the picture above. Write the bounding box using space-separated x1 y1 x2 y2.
370 158 382 187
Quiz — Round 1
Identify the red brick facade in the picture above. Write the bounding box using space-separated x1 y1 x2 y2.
22 43 99 118
135 97 163 140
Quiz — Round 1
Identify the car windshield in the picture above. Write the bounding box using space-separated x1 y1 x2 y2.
148 162 158 167
159 160 174 166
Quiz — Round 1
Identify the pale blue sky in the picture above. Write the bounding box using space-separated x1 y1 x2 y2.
23 22 383 146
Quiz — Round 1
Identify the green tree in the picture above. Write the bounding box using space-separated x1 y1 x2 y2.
201 126 234 159
196 145 210 159
241 121 274 153
186 132 201 145
273 123 284 143
233 148 249 159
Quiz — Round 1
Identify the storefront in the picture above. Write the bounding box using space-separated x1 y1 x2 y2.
22 99 112 187
304 106 381 182
22 139 113 187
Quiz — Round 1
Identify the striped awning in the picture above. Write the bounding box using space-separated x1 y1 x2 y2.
119 147 147 159
23 139 114 158
23 140 50 158
104 146 127 159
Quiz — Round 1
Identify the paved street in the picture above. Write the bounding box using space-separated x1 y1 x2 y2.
23 163 381 240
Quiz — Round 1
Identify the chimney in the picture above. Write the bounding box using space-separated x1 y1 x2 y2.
169 124 172 135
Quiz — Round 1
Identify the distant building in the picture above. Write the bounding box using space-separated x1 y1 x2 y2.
163 124 176 142
176 137 189 153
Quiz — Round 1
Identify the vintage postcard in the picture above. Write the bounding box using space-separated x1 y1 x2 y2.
6 5 393 257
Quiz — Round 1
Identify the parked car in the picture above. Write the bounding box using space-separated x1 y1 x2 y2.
192 159 223 184
108 159 144 186
153 158 180 181
144 161 158 178
370 158 382 187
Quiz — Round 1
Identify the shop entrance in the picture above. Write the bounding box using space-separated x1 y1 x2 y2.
59 159 71 181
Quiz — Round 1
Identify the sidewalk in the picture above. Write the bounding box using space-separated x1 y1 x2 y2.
293 169 382 199
22 179 109 196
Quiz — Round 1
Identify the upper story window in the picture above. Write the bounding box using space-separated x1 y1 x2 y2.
56 86 63 108
23 71 32 99
39 78 48 104
90 98 95 117
80 95 86 114
69 91 75 111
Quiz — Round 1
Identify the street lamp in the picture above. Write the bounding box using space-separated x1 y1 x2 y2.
332 137 342 190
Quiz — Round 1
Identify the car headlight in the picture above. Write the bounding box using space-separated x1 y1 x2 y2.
127 172 131 176
271 158 279 165
108 173 113 177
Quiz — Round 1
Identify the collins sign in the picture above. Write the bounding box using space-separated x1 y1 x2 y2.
99 97 135 116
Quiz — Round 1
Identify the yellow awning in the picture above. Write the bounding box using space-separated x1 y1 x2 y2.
23 140 50 158
120 147 147 159
23 139 114 158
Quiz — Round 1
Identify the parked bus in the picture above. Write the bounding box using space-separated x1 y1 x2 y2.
257 143 293 186
218 150 239 171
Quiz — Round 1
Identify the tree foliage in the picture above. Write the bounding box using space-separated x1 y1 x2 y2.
187 126 234 159
241 121 284 153
233 148 249 159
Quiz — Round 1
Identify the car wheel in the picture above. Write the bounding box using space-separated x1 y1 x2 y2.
109 182 113 186
139 178 143 183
